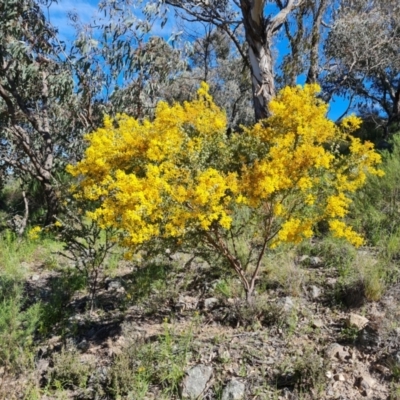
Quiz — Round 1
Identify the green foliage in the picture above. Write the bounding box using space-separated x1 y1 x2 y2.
109 319 196 398
352 134 400 248
56 205 117 310
38 268 86 337
0 229 39 278
125 262 171 303
340 325 360 343
0 275 40 372
68 84 382 303
47 346 93 391
0 0 84 224
276 345 328 393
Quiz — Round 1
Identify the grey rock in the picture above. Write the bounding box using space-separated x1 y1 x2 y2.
325 343 347 360
309 256 323 267
359 325 380 347
181 364 213 399
77 339 90 352
221 378 245 400
204 297 219 309
279 296 294 312
31 274 40 281
334 373 345 382
107 280 122 290
312 319 324 329
348 313 369 330
310 285 322 299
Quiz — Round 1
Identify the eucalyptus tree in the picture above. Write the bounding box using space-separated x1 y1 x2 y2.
157 25 254 130
0 0 81 224
325 0 400 133
277 0 332 87
0 0 186 225
160 0 304 120
69 1 185 121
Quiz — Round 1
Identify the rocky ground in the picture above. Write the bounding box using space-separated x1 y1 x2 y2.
1 247 400 400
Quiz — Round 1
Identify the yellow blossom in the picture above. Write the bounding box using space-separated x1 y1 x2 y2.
28 226 42 241
67 83 382 260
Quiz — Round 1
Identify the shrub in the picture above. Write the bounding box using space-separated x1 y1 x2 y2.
56 204 117 310
351 133 400 248
0 277 40 372
67 83 383 302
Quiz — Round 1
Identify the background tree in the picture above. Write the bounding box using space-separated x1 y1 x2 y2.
157 0 304 120
0 0 186 226
0 0 81 224
325 0 400 134
157 24 254 130
70 1 186 122
277 0 332 87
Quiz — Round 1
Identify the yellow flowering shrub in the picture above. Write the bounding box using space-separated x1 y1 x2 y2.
67 83 383 300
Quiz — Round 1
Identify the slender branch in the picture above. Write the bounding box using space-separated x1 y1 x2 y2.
220 25 250 68
269 0 304 34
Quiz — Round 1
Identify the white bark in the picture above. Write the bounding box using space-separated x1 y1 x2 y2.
240 0 303 120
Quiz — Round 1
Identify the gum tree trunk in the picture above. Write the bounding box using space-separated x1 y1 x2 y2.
240 0 303 121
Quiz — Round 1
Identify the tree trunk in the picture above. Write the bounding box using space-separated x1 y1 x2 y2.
240 0 275 121
42 180 59 226
306 0 327 84
247 38 276 121
240 0 303 121
245 287 255 305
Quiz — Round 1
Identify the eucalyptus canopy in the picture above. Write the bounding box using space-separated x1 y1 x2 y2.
325 0 400 133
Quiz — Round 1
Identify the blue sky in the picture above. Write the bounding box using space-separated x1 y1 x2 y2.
47 0 350 121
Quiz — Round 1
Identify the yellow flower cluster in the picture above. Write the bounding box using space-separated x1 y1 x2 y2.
28 226 42 241
67 83 383 252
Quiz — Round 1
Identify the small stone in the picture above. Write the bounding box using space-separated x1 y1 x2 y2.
312 319 324 329
356 373 376 390
181 364 213 399
279 296 294 312
309 256 323 267
326 371 333 379
31 274 40 281
325 343 347 360
334 373 345 382
77 339 90 352
221 378 245 400
348 313 369 330
204 297 219 309
310 285 322 299
107 280 122 290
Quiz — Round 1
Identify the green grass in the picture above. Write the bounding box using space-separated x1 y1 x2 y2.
108 318 197 399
